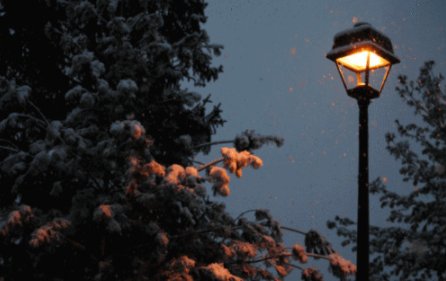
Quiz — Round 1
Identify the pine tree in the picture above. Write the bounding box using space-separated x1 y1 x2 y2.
0 1 354 280
0 0 225 211
329 61 446 281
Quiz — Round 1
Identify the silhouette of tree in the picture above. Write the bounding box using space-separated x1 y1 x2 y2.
0 1 354 280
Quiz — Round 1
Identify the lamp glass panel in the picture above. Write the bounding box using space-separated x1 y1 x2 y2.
369 65 390 92
337 63 368 90
336 50 390 72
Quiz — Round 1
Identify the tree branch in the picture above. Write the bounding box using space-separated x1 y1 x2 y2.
197 157 224 172
171 225 243 240
0 138 18 149
0 145 20 153
280 226 307 236
27 101 50 126
13 113 46 127
193 140 233 150
231 253 292 265
235 209 258 221
283 261 305 271
306 252 331 260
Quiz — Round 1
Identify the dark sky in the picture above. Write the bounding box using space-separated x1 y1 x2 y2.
194 1 446 279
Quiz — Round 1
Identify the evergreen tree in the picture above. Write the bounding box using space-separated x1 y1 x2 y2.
0 1 355 280
0 0 225 213
329 61 446 281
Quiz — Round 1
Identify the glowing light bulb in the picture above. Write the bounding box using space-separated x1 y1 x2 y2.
336 50 389 71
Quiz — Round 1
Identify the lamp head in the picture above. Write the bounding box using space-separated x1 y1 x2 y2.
327 23 400 99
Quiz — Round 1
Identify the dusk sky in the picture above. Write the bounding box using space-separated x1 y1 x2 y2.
194 0 446 278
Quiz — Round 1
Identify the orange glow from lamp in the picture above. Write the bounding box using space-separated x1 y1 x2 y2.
336 50 390 71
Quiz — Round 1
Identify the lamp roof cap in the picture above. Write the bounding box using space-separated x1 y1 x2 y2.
327 22 400 65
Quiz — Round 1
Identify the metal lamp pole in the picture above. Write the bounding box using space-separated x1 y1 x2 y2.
357 97 370 281
326 22 400 281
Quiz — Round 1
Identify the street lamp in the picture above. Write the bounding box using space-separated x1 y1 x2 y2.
326 22 399 281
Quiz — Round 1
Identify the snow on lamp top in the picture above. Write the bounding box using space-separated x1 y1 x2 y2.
326 22 400 68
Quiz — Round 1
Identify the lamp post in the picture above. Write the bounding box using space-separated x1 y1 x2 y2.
326 23 399 281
